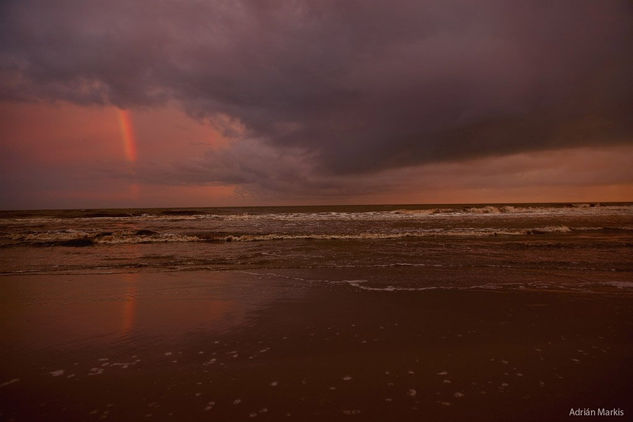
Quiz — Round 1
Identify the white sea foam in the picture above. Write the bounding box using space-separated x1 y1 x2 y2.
0 378 20 388
342 410 361 415
94 233 200 244
6 230 201 245
343 280 438 292
88 367 104 376
599 281 633 289
338 279 633 294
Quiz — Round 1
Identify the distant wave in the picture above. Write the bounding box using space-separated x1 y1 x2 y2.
3 225 632 247
1 204 632 225
164 204 633 221
390 204 633 217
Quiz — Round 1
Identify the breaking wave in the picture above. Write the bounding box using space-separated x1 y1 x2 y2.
3 224 629 247
4 230 200 247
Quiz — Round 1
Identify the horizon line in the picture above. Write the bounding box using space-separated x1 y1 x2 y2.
1 200 632 213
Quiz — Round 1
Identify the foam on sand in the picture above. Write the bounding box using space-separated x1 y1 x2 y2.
0 378 20 388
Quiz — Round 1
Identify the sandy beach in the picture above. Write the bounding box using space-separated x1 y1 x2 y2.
1 268 632 421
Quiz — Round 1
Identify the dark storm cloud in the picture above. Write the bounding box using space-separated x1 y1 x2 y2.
2 0 633 176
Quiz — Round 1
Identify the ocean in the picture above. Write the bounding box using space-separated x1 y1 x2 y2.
1 203 632 421
1 202 632 293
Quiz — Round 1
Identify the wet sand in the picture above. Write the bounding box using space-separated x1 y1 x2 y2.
1 270 631 421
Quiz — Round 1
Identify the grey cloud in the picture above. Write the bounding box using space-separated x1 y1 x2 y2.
134 138 349 197
2 0 633 179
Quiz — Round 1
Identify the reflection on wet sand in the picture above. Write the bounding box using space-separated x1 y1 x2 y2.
120 273 138 336
1 271 296 351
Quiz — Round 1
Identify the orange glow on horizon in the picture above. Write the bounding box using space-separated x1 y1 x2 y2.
116 109 138 163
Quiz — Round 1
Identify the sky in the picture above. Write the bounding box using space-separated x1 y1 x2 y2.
1 0 632 209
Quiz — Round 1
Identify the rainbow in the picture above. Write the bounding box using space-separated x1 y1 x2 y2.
116 109 138 163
